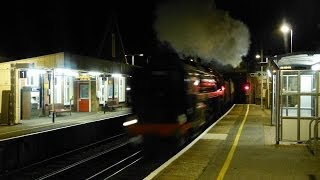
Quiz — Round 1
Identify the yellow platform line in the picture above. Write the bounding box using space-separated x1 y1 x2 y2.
217 104 249 180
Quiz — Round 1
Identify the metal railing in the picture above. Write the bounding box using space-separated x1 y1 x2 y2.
307 117 320 155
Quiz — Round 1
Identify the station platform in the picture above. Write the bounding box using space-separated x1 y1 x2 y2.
0 108 131 141
145 104 320 180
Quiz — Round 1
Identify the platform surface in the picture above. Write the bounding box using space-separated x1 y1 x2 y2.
146 104 320 180
0 108 131 141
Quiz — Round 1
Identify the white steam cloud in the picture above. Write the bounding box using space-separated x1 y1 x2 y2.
153 0 250 67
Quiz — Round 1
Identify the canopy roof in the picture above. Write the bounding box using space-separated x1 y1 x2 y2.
273 52 320 69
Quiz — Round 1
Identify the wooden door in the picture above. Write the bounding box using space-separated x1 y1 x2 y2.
79 83 89 112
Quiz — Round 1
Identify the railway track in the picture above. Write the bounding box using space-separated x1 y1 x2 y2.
0 110 224 180
1 133 138 180
36 144 143 179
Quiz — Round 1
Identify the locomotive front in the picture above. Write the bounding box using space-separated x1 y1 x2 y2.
124 53 225 148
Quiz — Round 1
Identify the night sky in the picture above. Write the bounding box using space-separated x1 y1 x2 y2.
0 1 319 66
215 0 320 56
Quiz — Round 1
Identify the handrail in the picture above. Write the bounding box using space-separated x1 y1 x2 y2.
313 120 320 155
309 119 316 142
308 117 320 155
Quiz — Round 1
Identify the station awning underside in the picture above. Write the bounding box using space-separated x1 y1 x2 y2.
274 53 320 67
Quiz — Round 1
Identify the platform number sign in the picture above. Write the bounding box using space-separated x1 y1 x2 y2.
19 70 27 78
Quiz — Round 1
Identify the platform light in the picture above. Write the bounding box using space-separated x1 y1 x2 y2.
267 69 272 78
126 87 131 91
111 73 122 78
88 71 102 76
125 54 143 65
280 23 293 53
55 68 78 76
27 69 46 76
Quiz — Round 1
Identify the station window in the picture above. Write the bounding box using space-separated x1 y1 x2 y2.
26 72 40 87
114 77 119 99
108 79 113 99
64 76 74 105
97 77 105 104
50 73 74 105
118 77 125 102
97 76 126 103
53 76 62 103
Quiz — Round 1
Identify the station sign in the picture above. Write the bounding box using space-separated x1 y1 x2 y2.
250 72 266 77
19 70 27 78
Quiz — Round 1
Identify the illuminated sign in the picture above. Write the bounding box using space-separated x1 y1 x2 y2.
280 66 292 70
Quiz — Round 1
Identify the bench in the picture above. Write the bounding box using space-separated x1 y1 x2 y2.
105 98 123 111
48 103 71 116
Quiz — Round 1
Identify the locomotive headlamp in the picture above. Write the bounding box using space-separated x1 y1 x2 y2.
193 80 200 86
123 119 138 126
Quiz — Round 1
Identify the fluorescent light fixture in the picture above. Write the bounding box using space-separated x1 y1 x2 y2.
123 119 138 126
267 69 272 77
126 87 131 91
88 71 102 76
312 64 320 70
27 69 46 76
55 68 78 76
111 73 122 78
125 54 143 57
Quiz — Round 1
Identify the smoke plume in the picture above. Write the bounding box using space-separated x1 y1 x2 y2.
153 0 250 67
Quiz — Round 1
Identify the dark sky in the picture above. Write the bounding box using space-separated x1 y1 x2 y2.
215 0 320 57
0 1 319 62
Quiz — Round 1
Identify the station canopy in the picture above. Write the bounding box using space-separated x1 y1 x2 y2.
274 52 320 69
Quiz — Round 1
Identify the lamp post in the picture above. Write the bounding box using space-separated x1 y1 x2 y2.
256 52 264 109
280 24 293 53
125 54 144 65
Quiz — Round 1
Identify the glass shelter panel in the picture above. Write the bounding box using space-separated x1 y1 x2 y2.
276 70 320 142
281 71 298 92
299 95 315 117
300 72 316 93
281 95 298 117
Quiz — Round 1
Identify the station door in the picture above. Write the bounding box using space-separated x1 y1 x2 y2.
78 83 89 112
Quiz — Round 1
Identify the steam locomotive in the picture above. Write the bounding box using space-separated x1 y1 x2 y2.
124 52 234 148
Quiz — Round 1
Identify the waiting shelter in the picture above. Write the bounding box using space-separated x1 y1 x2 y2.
0 52 133 125
272 52 320 146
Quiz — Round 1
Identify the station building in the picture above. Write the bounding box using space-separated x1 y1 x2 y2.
0 52 133 125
